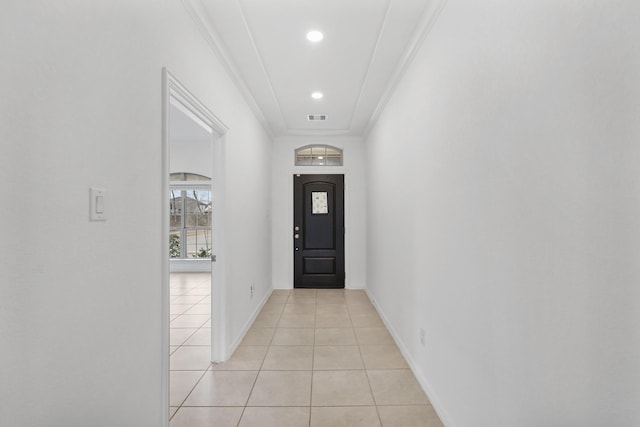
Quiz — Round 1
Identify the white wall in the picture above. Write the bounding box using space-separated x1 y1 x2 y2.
271 137 366 289
365 1 640 426
0 1 272 426
169 104 213 178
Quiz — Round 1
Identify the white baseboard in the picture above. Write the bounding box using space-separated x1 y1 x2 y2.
227 288 273 357
364 288 454 427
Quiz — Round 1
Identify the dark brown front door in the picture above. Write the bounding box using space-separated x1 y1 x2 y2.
293 174 345 288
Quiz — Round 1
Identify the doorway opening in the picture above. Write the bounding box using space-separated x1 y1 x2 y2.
162 69 228 424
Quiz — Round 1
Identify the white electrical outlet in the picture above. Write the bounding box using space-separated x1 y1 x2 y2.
420 328 426 346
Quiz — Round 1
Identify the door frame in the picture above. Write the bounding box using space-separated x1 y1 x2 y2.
287 169 352 289
161 68 229 424
293 173 345 288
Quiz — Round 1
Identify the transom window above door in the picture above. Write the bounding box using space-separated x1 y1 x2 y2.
295 145 343 166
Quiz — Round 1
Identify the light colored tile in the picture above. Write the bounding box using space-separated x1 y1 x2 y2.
271 328 315 345
186 288 211 296
291 289 317 297
185 303 211 315
241 327 276 346
283 303 316 314
311 406 381 427
170 346 212 371
210 345 268 371
316 289 346 297
316 304 349 316
268 291 290 304
287 296 317 304
316 294 346 305
354 327 395 345
315 328 357 346
170 304 193 315
171 295 207 304
169 406 179 420
170 328 197 346
312 370 374 406
350 313 384 328
278 313 315 328
348 303 378 315
253 313 281 328
360 345 408 369
261 303 285 314
345 291 369 302
239 407 310 427
367 370 429 405
378 405 444 427
315 313 351 328
169 370 203 406
170 314 210 328
170 407 243 427
183 328 211 346
262 345 313 370
313 346 363 370
248 371 312 406
183 371 258 406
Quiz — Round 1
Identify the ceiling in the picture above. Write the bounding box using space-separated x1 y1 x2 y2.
187 0 443 139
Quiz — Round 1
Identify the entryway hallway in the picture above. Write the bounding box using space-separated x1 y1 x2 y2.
169 273 444 426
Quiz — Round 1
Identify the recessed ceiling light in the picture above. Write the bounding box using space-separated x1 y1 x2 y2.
311 91 324 100
306 30 324 42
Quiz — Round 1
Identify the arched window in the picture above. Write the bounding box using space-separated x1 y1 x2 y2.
169 172 211 182
295 145 343 166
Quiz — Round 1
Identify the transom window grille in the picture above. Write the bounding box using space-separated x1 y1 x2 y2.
295 145 343 166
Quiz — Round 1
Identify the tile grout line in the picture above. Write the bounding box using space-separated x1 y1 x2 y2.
235 289 287 426
348 294 384 427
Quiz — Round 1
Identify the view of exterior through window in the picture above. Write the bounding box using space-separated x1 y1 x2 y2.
169 188 212 259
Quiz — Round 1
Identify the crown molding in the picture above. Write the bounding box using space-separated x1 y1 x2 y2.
181 0 275 138
363 0 448 139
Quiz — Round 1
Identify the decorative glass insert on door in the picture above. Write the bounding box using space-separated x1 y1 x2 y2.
170 188 212 259
311 191 329 214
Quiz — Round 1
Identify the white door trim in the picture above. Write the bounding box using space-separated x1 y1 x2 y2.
161 68 229 425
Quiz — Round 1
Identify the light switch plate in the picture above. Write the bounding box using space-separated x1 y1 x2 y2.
90 187 107 221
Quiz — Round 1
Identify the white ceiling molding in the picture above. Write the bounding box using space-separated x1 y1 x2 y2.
185 0 447 140
363 0 449 138
182 0 275 137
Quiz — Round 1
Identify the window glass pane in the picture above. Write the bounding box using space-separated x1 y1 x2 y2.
169 187 212 259
184 190 211 227
185 229 212 258
311 146 326 156
295 145 343 166
170 190 182 228
169 231 181 258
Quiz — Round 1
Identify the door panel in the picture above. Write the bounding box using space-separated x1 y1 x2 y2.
294 174 345 288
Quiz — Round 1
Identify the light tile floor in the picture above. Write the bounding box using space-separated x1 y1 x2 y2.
169 273 444 427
